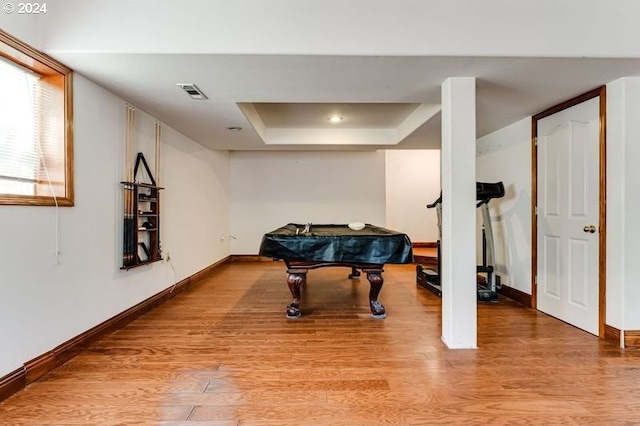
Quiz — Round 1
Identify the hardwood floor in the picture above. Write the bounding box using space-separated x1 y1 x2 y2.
2 261 640 425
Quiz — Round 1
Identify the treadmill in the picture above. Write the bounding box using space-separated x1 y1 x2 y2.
416 181 505 302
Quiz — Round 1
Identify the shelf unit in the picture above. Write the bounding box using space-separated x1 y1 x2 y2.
121 181 164 269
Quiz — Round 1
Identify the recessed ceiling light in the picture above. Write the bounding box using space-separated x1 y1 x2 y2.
226 126 243 132
328 115 343 123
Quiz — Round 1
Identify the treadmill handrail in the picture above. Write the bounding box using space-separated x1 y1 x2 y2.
427 182 504 209
426 193 442 209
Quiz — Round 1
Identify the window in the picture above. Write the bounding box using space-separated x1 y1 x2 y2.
0 30 73 206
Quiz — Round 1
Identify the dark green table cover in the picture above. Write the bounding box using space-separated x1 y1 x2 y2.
259 223 413 264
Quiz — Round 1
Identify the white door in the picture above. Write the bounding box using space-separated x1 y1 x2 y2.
537 98 600 335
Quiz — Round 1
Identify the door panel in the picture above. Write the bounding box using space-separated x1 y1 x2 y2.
543 235 561 299
568 238 588 307
569 125 589 217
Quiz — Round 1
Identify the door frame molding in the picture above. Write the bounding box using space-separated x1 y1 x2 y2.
531 86 607 337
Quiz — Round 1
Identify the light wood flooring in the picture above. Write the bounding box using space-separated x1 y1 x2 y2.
2 261 640 425
411 247 437 258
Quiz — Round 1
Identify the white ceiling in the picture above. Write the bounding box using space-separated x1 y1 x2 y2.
51 53 640 150
9 1 640 152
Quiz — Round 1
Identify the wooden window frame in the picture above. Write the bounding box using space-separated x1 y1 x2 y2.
0 29 74 206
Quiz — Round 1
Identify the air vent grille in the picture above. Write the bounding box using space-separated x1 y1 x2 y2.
177 83 208 100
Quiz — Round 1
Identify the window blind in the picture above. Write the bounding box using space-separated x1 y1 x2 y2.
0 55 64 197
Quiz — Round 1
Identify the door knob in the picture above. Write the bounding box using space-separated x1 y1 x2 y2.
583 225 596 233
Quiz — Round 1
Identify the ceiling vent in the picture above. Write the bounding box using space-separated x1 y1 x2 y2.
177 83 208 100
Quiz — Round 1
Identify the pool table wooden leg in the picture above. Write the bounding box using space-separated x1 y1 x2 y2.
348 267 361 279
286 271 306 318
365 271 386 318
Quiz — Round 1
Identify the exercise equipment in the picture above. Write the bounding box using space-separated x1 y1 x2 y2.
416 181 505 302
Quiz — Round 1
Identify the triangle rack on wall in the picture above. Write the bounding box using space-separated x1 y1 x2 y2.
133 152 156 186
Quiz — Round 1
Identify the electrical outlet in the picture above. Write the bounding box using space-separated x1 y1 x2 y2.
166 252 171 262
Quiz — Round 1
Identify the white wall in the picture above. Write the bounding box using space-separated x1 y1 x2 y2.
0 74 230 377
607 77 640 331
385 150 440 242
476 118 532 293
229 151 386 254
620 79 640 331
607 80 626 331
161 127 230 276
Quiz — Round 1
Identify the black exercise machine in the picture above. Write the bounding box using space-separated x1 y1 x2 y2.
416 181 505 302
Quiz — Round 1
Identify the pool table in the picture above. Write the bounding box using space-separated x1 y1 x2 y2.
259 223 414 319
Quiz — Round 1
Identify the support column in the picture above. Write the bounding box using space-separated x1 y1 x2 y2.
440 77 477 349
